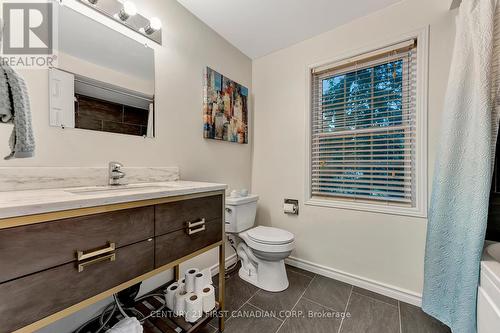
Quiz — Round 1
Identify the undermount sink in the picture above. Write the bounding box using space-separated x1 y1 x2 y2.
486 243 500 262
66 184 177 195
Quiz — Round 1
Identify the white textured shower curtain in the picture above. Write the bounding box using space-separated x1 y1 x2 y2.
422 0 500 332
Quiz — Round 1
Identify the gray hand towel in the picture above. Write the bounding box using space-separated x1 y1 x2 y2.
0 66 12 122
0 17 35 159
0 65 35 159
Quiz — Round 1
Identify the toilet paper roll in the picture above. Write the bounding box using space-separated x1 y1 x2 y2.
177 278 186 293
283 203 296 214
201 268 212 285
184 268 199 293
193 272 207 295
201 285 216 313
174 290 188 316
184 293 203 323
165 282 179 310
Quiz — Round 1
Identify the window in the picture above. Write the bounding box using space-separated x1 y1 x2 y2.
307 36 427 216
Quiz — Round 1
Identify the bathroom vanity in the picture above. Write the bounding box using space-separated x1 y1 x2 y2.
0 181 226 333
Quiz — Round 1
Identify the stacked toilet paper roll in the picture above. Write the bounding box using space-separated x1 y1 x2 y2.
201 285 216 313
184 268 199 293
174 290 188 316
165 267 216 321
165 282 179 310
184 293 203 323
177 277 186 292
194 272 207 295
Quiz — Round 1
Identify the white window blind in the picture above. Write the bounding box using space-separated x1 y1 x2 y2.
311 40 418 206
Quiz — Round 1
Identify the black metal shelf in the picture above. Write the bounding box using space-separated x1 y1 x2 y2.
75 281 219 333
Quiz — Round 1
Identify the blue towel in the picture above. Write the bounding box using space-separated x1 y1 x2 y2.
422 0 498 332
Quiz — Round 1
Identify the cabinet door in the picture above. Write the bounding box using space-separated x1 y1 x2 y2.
155 217 222 267
0 240 154 333
0 206 154 283
155 195 222 235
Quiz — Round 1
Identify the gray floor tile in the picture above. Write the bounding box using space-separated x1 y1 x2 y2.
210 272 259 328
223 303 282 333
340 293 399 333
304 275 352 311
399 302 451 333
212 262 240 285
285 264 316 278
352 286 398 306
248 270 313 320
278 297 343 333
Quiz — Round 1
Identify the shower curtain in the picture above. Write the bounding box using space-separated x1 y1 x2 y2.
422 0 500 332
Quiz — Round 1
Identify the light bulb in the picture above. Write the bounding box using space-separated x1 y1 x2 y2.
144 17 162 35
118 1 137 21
149 17 161 31
123 1 137 15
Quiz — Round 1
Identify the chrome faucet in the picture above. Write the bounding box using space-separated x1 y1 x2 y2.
108 162 125 185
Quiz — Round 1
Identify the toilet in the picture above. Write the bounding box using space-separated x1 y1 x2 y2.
225 194 295 292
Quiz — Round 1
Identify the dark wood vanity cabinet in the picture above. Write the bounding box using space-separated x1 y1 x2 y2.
0 206 154 284
155 195 223 267
0 192 224 333
0 241 155 333
155 195 222 234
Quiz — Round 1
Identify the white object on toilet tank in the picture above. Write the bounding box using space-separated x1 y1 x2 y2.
225 194 258 233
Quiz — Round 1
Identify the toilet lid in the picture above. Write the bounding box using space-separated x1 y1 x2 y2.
247 226 294 245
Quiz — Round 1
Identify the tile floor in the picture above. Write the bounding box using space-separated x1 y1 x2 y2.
201 265 451 333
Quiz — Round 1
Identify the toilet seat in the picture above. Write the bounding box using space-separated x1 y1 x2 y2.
239 226 295 253
247 226 294 245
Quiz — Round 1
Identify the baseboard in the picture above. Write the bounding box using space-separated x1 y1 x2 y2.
207 254 422 306
209 253 238 277
285 256 422 306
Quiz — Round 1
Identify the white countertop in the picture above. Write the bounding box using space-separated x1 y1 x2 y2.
0 181 227 219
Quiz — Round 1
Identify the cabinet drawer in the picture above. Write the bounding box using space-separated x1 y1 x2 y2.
0 240 154 333
0 206 154 283
155 217 223 267
155 195 222 236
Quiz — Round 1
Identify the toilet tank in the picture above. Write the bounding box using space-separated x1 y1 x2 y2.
225 194 259 233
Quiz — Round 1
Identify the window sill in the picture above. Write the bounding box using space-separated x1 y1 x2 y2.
305 197 427 218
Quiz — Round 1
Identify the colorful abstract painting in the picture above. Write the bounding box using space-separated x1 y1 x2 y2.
203 67 248 144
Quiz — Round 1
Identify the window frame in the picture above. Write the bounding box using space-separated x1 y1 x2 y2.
304 27 429 218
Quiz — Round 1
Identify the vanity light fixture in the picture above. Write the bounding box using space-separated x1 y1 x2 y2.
79 0 162 44
117 1 137 21
143 17 162 35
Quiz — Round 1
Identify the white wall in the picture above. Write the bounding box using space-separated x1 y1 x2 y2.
0 0 251 331
251 0 455 295
0 0 458 329
58 52 154 95
0 0 252 187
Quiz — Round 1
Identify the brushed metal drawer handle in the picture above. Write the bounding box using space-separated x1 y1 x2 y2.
187 218 206 228
77 253 116 272
77 242 116 261
187 218 206 235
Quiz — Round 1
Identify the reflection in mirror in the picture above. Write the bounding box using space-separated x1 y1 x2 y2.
49 5 155 137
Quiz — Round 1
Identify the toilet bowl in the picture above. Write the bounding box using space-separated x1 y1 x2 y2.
237 226 294 291
225 194 295 292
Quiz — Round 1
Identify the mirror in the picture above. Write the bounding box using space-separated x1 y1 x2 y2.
49 6 155 137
